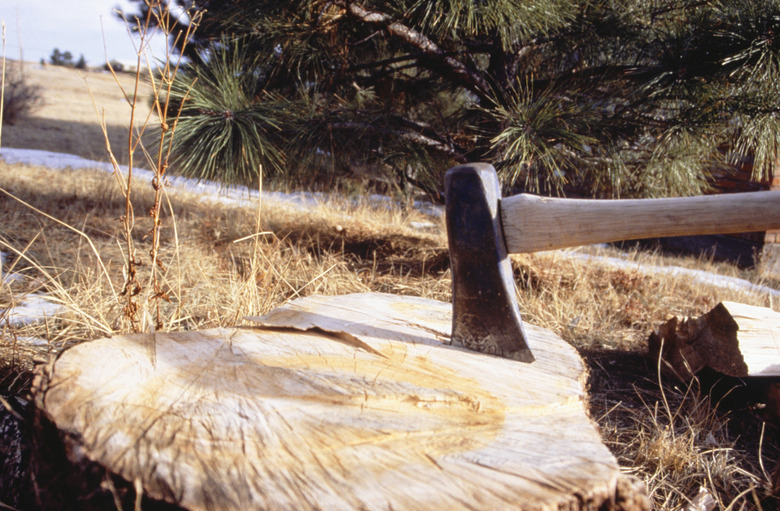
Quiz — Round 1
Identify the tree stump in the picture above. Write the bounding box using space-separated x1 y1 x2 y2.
32 293 649 510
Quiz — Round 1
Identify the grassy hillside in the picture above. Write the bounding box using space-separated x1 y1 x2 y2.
1 62 779 509
2 60 153 164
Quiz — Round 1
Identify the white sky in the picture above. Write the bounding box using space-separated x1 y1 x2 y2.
2 0 174 66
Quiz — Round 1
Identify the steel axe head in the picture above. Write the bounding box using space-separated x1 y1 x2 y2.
444 163 534 362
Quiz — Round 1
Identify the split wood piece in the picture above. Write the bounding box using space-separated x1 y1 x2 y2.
649 301 780 380
33 293 649 511
650 301 780 497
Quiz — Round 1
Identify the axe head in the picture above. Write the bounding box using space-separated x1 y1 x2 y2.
444 163 534 362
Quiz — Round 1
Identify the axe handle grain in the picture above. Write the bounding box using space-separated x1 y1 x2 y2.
501 190 780 253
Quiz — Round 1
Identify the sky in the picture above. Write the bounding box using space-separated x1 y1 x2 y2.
2 0 173 67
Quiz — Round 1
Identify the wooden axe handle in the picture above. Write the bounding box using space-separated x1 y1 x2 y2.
501 190 780 253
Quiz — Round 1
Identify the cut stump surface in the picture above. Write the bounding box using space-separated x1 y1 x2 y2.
33 293 648 510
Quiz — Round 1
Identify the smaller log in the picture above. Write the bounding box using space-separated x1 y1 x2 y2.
651 301 780 499
648 301 780 380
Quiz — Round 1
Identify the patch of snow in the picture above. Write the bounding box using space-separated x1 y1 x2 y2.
1 273 24 285
16 336 50 347
0 148 116 172
2 293 65 327
1 248 66 327
1 252 23 285
0 147 444 219
567 251 780 299
409 221 438 232
414 201 444 218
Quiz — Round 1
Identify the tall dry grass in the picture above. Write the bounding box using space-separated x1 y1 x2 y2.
0 160 444 356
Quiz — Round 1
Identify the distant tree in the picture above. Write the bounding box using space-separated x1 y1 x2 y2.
75 54 88 70
123 0 780 201
49 48 75 67
104 60 125 73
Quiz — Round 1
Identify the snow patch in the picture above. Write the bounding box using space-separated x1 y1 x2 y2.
567 251 780 299
2 293 65 327
0 147 444 218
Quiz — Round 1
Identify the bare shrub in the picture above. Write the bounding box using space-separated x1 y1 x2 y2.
1 67 43 125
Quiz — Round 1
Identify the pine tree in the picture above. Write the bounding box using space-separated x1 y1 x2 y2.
49 48 75 67
125 0 780 200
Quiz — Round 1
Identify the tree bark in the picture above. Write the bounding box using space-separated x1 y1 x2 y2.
32 293 649 510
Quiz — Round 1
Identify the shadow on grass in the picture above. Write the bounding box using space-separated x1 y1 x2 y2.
582 345 779 508
2 116 153 167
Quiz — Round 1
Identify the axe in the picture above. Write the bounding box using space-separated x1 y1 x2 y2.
444 162 780 362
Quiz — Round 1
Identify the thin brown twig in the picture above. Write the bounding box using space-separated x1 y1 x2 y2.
143 2 201 329
0 21 6 148
0 20 6 147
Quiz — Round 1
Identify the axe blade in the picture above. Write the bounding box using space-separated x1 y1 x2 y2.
444 163 534 362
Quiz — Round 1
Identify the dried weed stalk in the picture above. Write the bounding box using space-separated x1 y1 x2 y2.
95 0 201 331
1 20 6 148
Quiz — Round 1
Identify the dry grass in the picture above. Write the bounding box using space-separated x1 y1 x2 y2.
0 161 447 349
0 57 779 510
515 246 777 351
1 60 153 163
1 159 777 509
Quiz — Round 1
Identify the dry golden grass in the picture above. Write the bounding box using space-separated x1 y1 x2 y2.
0 161 447 346
1 60 153 163
1 58 779 509
516 247 777 350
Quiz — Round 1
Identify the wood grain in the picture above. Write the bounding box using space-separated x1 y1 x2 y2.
502 191 780 253
721 301 780 377
650 301 780 379
34 293 649 510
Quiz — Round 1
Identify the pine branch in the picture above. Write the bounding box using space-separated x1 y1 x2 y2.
328 119 466 161
333 0 491 99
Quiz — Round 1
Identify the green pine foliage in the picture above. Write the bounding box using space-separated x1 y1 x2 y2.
129 0 780 200
159 43 290 183
483 81 601 195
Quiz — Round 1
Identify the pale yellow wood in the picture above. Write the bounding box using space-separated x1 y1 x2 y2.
649 301 780 379
720 301 780 377
501 191 780 253
33 293 648 510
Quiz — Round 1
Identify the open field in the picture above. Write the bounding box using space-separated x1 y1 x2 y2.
2 60 154 164
1 62 780 509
